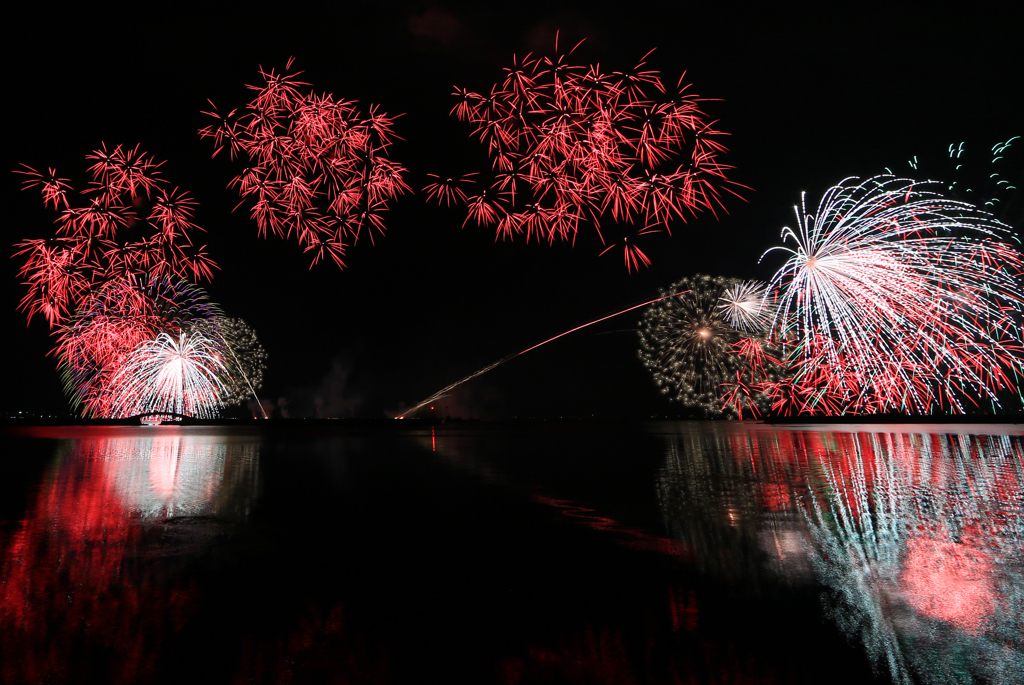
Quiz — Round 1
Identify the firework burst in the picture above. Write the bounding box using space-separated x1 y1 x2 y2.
719 280 776 333
199 59 410 268
106 331 229 419
639 274 785 418
209 317 268 408
434 42 741 270
14 145 215 328
764 175 1024 415
52 277 266 418
55 277 223 417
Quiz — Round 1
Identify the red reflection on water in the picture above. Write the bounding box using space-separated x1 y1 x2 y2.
757 483 790 512
532 491 691 558
660 425 1024 682
1 450 196 683
668 587 699 632
0 432 253 684
900 534 997 634
233 603 389 685
509 627 639 684
498 623 785 685
724 428 1023 634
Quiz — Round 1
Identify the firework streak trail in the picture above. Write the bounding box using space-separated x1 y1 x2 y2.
397 291 689 418
222 341 269 419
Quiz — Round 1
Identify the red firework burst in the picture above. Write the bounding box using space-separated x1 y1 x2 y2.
199 58 410 268
433 40 742 270
15 144 216 328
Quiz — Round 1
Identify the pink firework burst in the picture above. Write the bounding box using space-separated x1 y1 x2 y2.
200 59 410 269
14 144 216 328
434 40 743 270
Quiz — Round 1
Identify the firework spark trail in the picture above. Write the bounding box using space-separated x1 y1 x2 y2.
223 341 268 418
890 135 1021 222
211 317 269 417
397 291 691 418
763 175 1024 415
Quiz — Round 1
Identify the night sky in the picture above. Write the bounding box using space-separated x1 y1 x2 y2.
5 2 1022 419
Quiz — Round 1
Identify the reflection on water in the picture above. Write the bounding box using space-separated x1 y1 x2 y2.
416 426 868 684
234 601 390 685
415 427 690 557
2 423 1022 684
657 424 1024 684
93 432 261 520
0 429 260 684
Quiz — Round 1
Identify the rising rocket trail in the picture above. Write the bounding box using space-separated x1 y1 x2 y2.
397 290 689 418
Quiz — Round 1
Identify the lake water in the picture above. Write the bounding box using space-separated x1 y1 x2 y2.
1 422 1021 684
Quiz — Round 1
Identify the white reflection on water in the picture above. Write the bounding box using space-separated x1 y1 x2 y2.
97 432 259 519
658 423 1024 685
32 428 264 523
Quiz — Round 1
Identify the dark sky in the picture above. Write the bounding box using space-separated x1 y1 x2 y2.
5 1 1022 418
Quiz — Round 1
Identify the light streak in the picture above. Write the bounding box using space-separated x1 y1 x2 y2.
397 291 691 418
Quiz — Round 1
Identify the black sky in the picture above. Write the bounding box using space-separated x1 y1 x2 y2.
5 1 1022 418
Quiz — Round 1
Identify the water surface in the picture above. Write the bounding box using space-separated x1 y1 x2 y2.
1 422 1021 684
